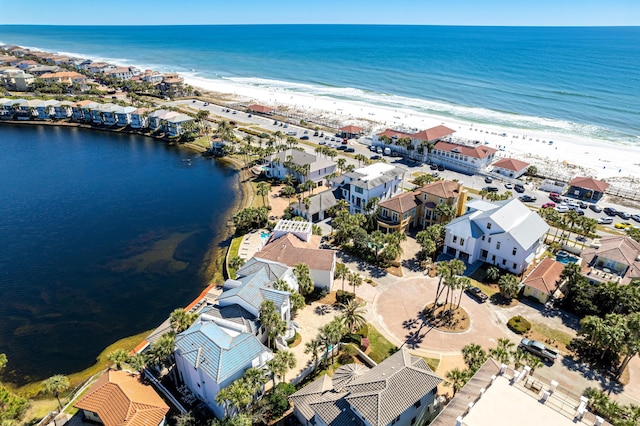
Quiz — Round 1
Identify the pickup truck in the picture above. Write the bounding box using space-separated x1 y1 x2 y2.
518 338 558 363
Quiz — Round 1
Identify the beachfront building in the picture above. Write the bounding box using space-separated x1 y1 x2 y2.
39 71 89 86
331 163 406 215
28 65 62 76
521 258 567 304
428 140 498 175
106 66 140 80
290 349 442 426
339 124 364 139
254 220 336 291
158 73 185 97
0 68 35 91
174 310 273 419
130 108 149 129
90 103 118 126
371 125 456 161
74 370 169 426
491 157 530 179
443 198 549 274
265 149 336 186
377 180 465 233
581 236 640 285
247 104 274 115
566 176 610 202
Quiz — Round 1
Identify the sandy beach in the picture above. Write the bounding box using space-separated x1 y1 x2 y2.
184 74 640 190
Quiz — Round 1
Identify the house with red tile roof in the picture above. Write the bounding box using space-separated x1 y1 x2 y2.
372 125 456 159
581 236 640 285
74 370 169 426
429 141 498 174
567 176 610 202
247 104 274 114
521 258 567 303
491 157 530 179
339 124 364 139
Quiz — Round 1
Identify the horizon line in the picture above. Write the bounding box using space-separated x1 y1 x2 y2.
1 23 639 28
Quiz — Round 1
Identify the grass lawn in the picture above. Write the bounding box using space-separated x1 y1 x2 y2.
366 324 398 364
419 356 440 372
530 321 574 347
228 235 243 279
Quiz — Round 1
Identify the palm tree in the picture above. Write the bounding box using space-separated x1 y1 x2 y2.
293 263 314 295
456 277 471 309
170 308 198 334
523 353 544 374
486 266 500 282
106 348 130 370
42 374 70 413
434 262 451 307
489 338 515 365
335 262 350 292
215 387 232 418
320 319 345 364
498 273 520 300
148 332 176 369
226 380 252 416
445 368 469 396
339 299 367 333
128 353 147 374
435 203 456 224
336 158 347 173
461 343 488 373
256 182 271 208
243 367 268 402
348 271 363 298
280 185 296 201
268 350 296 384
229 256 245 272
260 300 286 349
305 338 322 370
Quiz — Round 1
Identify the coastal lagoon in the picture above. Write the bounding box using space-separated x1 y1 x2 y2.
0 125 238 384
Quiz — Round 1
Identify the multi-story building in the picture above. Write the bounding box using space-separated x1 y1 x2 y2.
428 141 498 175
266 149 336 186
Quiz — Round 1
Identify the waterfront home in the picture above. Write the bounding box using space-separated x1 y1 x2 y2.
72 100 99 122
74 370 169 426
88 62 115 74
90 103 118 126
290 348 442 426
331 163 406 214
566 176 610 202
371 125 456 160
130 107 149 129
112 105 137 126
107 66 140 80
53 100 74 119
15 59 37 70
581 236 640 285
377 180 465 234
165 113 195 137
292 187 343 222
148 109 179 132
141 70 163 83
521 258 567 304
158 73 185 97
491 157 530 179
174 309 273 419
0 55 18 65
428 140 498 175
266 149 336 186
443 198 549 274
28 65 62 76
254 220 336 291
39 71 89 86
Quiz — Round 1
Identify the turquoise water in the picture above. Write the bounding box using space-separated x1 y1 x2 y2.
260 230 271 239
556 253 579 264
0 125 238 383
0 25 639 143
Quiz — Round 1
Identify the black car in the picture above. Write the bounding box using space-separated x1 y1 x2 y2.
336 145 347 151
617 211 631 219
514 183 525 193
483 186 499 192
466 287 488 303
631 214 640 223
430 164 438 170
370 155 381 160
344 147 355 153
589 204 603 213
604 207 618 216
518 195 537 202
437 165 445 171
300 135 309 140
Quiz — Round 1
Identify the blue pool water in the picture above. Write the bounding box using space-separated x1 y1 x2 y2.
556 254 579 264
260 230 271 240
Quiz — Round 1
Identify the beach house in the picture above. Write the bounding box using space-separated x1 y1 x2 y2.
265 149 336 186
165 113 195 137
581 236 640 285
72 100 99 122
377 180 465 233
290 349 442 426
566 176 610 202
371 125 456 160
130 108 149 129
331 163 406 214
74 370 169 426
491 157 530 179
292 187 343 222
112 105 137 126
521 258 567 304
53 100 74 119
428 141 498 175
443 198 549 274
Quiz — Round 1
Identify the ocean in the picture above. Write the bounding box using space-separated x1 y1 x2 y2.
1 25 639 143
0 125 238 383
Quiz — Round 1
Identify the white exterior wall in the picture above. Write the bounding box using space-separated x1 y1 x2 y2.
428 150 495 174
175 349 224 418
130 114 148 129
310 268 332 291
345 178 401 214
116 112 130 126
54 106 72 119
494 166 527 179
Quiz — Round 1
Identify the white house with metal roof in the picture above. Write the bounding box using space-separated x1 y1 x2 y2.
443 198 548 274
174 313 273 419
331 163 406 214
290 348 442 426
266 149 336 186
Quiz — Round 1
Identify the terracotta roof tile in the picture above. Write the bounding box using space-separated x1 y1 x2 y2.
522 258 565 295
255 234 335 271
411 125 456 141
339 125 364 133
248 104 274 113
434 141 497 159
378 191 419 213
418 180 461 199
492 157 529 172
568 176 610 192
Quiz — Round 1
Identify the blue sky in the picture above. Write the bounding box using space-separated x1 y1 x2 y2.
1 0 638 26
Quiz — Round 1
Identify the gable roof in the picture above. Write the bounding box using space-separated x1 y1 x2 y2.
290 349 441 426
247 104 274 113
581 236 640 282
255 233 335 271
269 149 335 173
217 268 290 313
418 180 461 199
74 370 169 426
434 141 497 159
568 176 610 192
378 191 420 214
411 125 456 141
175 319 270 384
340 125 364 133
492 157 529 171
236 257 290 281
522 258 565 295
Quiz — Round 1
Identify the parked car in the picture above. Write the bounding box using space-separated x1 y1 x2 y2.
541 202 556 209
484 176 493 183
313 131 319 136
370 155 381 160
598 217 614 224
555 204 569 213
617 211 631 219
336 145 347 151
514 183 525 193
430 164 438 170
578 201 588 209
518 338 558 363
341 139 348 145
632 214 640 223
518 195 537 202
318 140 326 145
504 183 513 189
604 207 618 216
303 130 309 134
344 147 355 153
589 204 602 213
615 222 634 229
549 194 563 203
483 186 499 192
370 145 377 152
300 135 309 140
465 286 488 303
437 165 445 171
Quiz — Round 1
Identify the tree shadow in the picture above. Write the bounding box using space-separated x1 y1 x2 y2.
519 297 580 330
561 355 624 394
490 293 517 306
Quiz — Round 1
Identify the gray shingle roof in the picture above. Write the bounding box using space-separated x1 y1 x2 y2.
175 319 269 384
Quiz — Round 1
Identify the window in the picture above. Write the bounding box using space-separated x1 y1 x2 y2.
460 238 465 245
411 418 417 425
452 236 457 243
513 262 517 269
502 259 506 266
391 415 401 425
480 249 488 258
354 186 363 194
488 237 492 243
512 247 517 256
487 223 492 229
481 235 485 241
392 212 399 222
382 208 389 218
496 242 501 250
414 400 422 409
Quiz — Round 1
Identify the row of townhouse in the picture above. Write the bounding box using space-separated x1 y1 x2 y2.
0 98 195 136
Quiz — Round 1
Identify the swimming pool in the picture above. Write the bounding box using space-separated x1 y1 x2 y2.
260 230 271 240
556 251 579 264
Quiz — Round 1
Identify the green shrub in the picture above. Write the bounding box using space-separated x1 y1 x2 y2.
356 323 369 338
336 290 355 304
286 331 299 346
507 315 531 334
342 333 362 346
268 382 296 419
